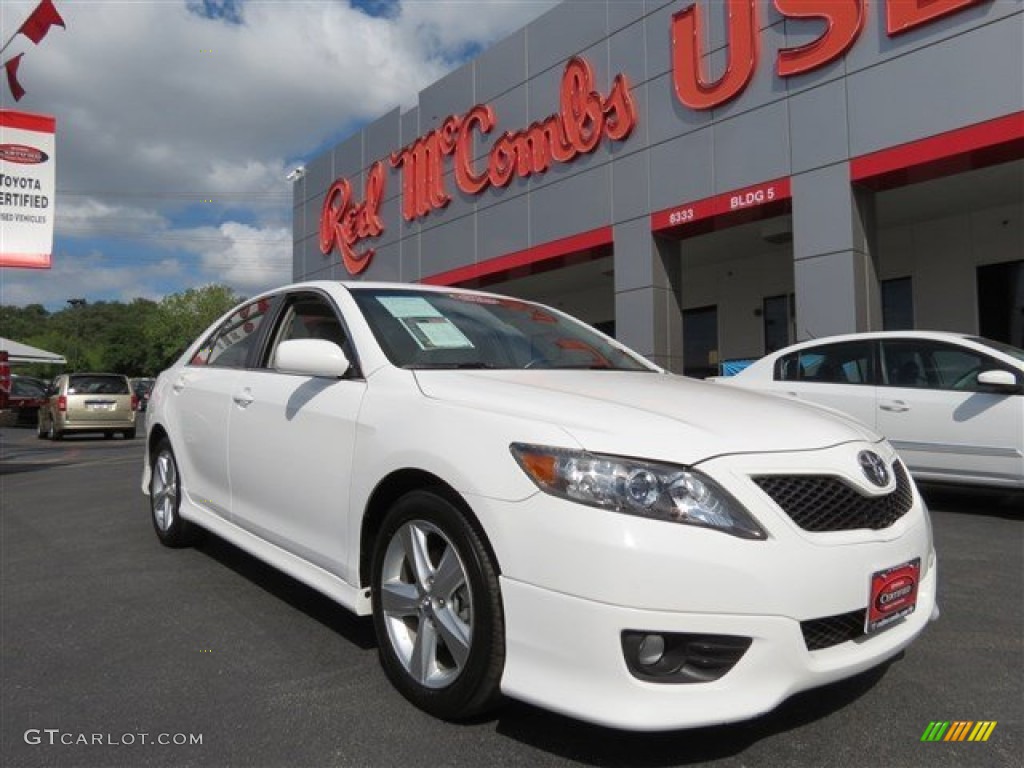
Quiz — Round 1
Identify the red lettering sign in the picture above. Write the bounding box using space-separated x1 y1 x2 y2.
391 57 637 223
672 0 759 110
886 0 986 35
318 160 386 275
673 0 987 109
776 0 864 77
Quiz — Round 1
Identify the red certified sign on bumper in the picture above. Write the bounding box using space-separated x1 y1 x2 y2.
867 557 921 633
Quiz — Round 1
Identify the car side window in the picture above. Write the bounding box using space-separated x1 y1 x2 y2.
775 341 873 384
881 339 1015 392
265 293 352 370
191 299 272 368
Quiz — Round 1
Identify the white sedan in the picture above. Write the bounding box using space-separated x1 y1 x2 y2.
142 282 937 731
721 331 1024 490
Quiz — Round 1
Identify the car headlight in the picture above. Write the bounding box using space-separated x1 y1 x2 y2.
510 443 767 540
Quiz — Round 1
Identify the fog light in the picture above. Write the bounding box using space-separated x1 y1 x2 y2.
621 630 752 684
636 634 665 666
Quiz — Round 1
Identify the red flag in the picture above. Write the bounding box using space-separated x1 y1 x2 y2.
4 54 26 101
18 0 66 45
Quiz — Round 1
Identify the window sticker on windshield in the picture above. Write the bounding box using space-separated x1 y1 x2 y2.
377 296 444 319
405 317 475 350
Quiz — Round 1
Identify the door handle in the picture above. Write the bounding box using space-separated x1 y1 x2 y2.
232 389 254 408
879 400 909 413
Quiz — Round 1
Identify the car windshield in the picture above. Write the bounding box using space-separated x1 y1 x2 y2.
350 287 654 371
968 336 1024 363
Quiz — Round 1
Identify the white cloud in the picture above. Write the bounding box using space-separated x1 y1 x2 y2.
181 220 292 292
0 0 558 307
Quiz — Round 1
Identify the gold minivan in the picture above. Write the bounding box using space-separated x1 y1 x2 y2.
37 373 137 440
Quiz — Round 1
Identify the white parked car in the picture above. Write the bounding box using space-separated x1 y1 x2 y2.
721 331 1024 490
143 282 937 731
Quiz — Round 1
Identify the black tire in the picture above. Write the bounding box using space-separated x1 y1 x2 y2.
124 429 136 440
36 418 47 440
149 438 197 548
48 420 63 441
371 489 504 721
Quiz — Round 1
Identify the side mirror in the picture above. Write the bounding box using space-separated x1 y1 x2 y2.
274 338 350 378
977 369 1020 391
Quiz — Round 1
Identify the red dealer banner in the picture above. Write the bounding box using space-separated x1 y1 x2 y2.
0 109 56 269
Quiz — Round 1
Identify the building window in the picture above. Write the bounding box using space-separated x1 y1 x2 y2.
763 294 793 353
683 305 718 379
882 277 914 330
977 260 1023 347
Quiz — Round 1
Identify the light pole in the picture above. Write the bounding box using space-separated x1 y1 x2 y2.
67 298 86 370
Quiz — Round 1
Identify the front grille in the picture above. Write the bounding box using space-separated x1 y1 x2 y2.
801 609 866 651
753 461 913 532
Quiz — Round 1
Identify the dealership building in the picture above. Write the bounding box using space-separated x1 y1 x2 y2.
292 0 1023 376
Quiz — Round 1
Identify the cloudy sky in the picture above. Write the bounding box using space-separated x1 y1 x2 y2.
0 0 557 309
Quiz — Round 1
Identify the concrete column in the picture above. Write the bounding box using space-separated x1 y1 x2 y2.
613 218 684 372
792 163 882 340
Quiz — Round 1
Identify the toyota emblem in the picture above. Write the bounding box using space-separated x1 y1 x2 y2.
858 451 890 487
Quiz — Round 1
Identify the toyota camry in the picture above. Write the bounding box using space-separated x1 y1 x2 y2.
142 281 938 731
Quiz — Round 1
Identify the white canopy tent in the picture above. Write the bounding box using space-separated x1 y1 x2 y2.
0 337 66 365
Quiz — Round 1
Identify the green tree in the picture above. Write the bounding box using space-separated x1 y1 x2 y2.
145 285 241 369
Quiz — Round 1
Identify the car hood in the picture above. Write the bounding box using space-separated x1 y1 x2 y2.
413 369 879 465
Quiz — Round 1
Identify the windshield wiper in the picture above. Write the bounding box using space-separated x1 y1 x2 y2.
406 362 500 370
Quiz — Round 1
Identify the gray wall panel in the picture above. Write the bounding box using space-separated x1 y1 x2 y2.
712 101 791 193
846 1 1017 74
400 231 420 282
848 19 1024 156
612 150 651 224
609 0 646 33
299 196 321 242
527 0 608 77
791 163 857 260
420 65 476 131
420 214 476 279
793 252 859 338
643 2 677 80
477 194 531 263
529 165 612 244
609 17 648 91
333 134 362 181
475 29 527 102
789 80 850 174
647 72 712 146
400 106 419 146
364 108 401 170
648 127 714 212
366 241 402 283
302 153 334 207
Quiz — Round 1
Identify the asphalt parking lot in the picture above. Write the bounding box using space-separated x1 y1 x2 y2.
1 425 1021 767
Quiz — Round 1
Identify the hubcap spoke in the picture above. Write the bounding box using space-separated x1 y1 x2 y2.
432 547 465 599
433 605 471 670
400 523 434 590
409 617 439 684
380 581 419 618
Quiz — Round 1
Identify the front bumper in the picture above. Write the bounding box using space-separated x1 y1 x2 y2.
468 440 938 730
500 559 936 731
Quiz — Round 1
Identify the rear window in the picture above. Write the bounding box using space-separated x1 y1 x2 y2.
67 375 130 395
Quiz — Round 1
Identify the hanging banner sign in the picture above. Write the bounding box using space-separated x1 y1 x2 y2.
0 110 56 269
